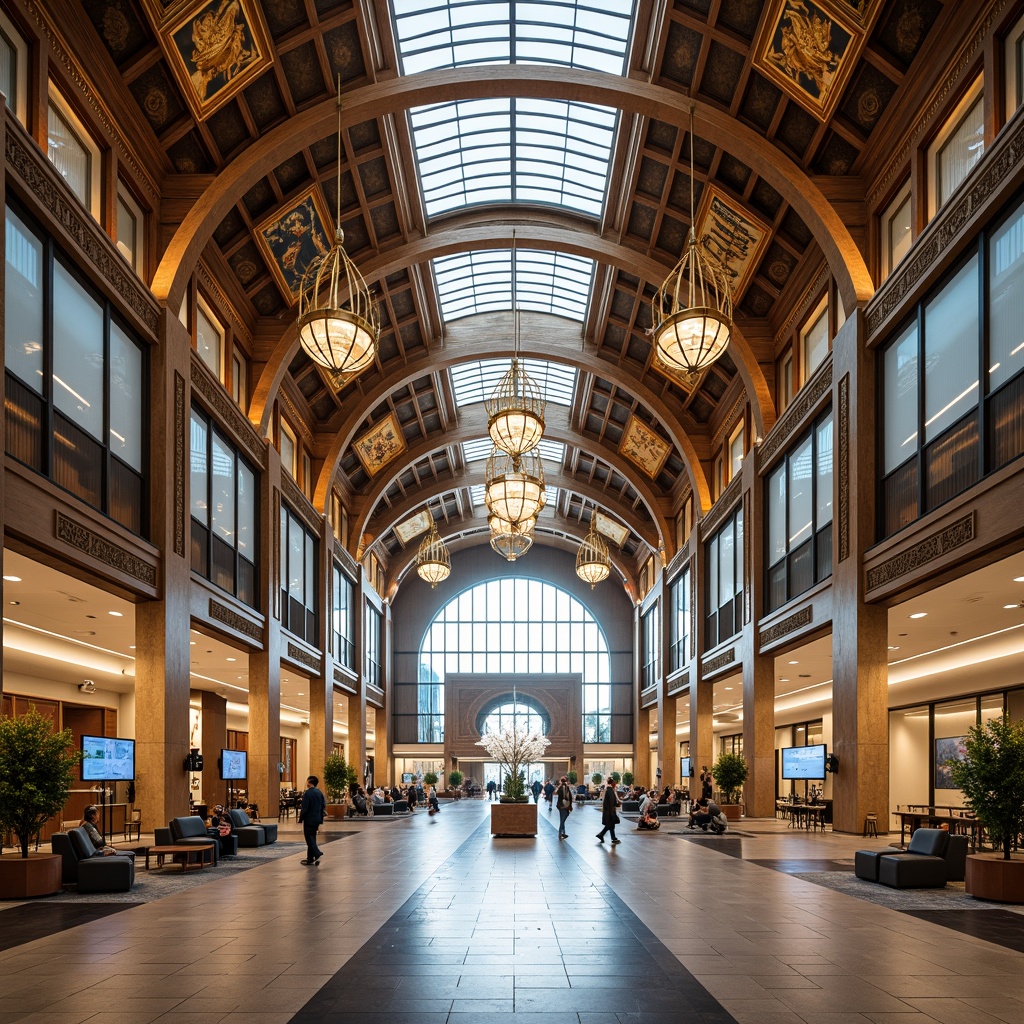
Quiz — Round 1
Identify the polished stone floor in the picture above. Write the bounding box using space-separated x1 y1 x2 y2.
3 800 1024 1024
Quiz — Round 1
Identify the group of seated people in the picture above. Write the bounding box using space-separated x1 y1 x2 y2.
688 797 728 833
346 782 440 816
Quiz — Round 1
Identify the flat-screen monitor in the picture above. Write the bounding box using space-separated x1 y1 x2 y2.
81 735 135 781
680 756 692 780
401 773 413 784
782 744 827 780
220 749 247 781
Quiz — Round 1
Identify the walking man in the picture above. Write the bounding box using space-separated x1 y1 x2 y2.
596 776 622 845
555 776 573 839
299 775 327 866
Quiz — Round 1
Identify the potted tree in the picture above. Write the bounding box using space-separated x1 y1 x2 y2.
591 772 603 788
478 725 550 836
448 769 464 800
567 770 577 785
947 716 1024 903
0 708 83 898
712 752 748 820
622 771 634 787
322 754 354 820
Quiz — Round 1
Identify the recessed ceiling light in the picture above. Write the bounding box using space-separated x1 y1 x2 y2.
723 686 733 691
190 641 196 645
109 610 123 617
8 600 19 606
297 692 305 696
1004 604 1018 610
788 660 799 665
1015 576 1024 583
909 612 927 619
128 645 135 650
226 657 236 662
3 575 21 582
779 677 790 682
888 645 900 651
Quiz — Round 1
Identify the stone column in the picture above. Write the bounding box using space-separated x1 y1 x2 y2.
831 310 889 834
690 526 714 782
200 691 227 811
657 694 677 789
308 516 334 787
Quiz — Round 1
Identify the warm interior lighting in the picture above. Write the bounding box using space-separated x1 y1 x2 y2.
416 519 451 588
485 448 546 526
296 79 380 380
649 105 732 383
576 514 610 588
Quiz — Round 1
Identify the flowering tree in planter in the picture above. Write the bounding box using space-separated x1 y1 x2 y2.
477 725 550 802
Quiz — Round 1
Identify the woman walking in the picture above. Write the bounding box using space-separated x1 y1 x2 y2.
596 777 621 845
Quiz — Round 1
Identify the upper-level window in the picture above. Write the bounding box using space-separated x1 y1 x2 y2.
5 204 146 535
365 604 382 690
881 180 912 280
47 88 100 218
929 78 984 216
705 504 743 650
668 567 690 674
801 297 830 379
640 603 658 691
482 701 546 737
1005 11 1024 122
332 563 356 671
279 420 297 478
190 406 258 608
727 421 745 482
195 298 223 381
879 189 1024 538
329 490 348 547
280 504 318 645
765 409 833 614
779 350 794 413
0 8 28 125
231 349 247 411
116 183 144 276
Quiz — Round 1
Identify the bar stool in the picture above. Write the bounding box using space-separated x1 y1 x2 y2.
863 812 878 838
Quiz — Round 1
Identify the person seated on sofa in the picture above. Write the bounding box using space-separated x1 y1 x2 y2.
80 805 119 855
637 804 660 831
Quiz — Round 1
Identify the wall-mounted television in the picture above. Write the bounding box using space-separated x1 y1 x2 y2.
220 749 248 781
781 744 827 780
81 736 135 781
680 756 692 780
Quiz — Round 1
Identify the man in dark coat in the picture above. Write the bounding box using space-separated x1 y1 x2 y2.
298 775 327 866
596 778 621 844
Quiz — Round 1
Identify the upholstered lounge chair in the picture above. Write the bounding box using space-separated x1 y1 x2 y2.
855 827 966 888
51 828 135 893
228 808 278 846
168 816 220 864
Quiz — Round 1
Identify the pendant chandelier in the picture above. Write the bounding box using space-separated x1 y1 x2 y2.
485 447 546 527
576 511 610 588
650 104 732 385
489 515 534 562
297 79 380 379
485 232 545 456
415 518 450 588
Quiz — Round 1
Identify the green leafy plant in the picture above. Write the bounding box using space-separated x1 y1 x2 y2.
503 770 526 801
947 716 1024 861
621 771 634 786
591 772 603 786
566 770 578 785
0 709 83 858
322 754 354 802
423 771 439 787
712 752 748 805
448 770 464 790
610 771 621 784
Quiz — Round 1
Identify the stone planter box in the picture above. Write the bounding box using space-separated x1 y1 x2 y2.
490 802 538 837
0 853 63 898
965 853 1024 903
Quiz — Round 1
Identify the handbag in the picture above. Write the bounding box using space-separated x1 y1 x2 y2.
613 813 620 824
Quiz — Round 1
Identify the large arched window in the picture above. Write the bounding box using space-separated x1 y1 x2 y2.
482 701 547 737
418 577 611 742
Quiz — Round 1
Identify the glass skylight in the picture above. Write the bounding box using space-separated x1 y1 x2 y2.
463 438 565 463
435 249 594 321
451 358 577 408
391 2 634 76
469 484 486 505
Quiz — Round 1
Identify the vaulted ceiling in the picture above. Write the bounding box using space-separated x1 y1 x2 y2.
79 0 947 593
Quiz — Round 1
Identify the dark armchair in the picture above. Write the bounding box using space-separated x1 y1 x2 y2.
51 828 135 893
228 808 277 846
169 816 220 864
855 827 967 888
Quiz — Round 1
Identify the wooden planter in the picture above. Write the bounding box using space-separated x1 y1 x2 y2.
325 803 348 820
0 853 63 898
490 802 538 837
721 804 742 820
965 853 1024 903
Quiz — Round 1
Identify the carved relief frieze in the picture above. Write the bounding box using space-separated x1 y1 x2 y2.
190 351 267 468
174 371 186 558
700 473 742 539
209 599 264 643
866 512 976 591
757 360 833 472
759 606 813 649
54 512 157 587
286 642 322 675
701 648 737 678
281 473 322 533
5 128 160 335
773 264 830 349
668 669 690 695
838 373 850 562
196 263 253 348
665 542 689 582
333 666 343 684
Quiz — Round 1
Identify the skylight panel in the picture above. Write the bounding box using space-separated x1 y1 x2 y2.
451 358 577 409
434 249 594 321
463 438 566 464
469 484 486 506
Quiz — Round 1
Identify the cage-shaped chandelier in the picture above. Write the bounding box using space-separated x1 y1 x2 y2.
575 515 610 588
485 447 546 527
296 81 380 379
650 105 732 385
489 518 534 561
415 520 450 588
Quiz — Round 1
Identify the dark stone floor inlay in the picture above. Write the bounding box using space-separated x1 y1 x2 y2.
289 822 737 1023
0 902 139 951
904 909 1024 953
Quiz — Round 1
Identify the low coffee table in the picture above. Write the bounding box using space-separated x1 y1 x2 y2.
145 843 215 871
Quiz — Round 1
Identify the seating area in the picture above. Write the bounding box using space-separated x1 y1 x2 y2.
855 827 968 889
51 828 136 893
228 808 278 846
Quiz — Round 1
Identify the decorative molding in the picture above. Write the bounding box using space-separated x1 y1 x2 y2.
4 127 160 335
866 512 976 591
173 371 186 558
333 666 343 684
366 683 385 708
640 685 658 709
838 373 850 562
700 473 742 539
709 392 746 449
24 0 159 201
278 386 316 448
742 489 751 625
757 360 833 472
665 541 689 581
190 351 268 467
209 599 263 643
668 669 690 695
772 264 830 349
54 512 157 587
759 606 813 648
701 648 736 677
286 642 322 675
273 488 281 620
281 473 323 533
334 540 359 576
196 262 253 349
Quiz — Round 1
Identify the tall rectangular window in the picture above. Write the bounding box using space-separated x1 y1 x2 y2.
728 422 744 482
881 181 912 279
0 9 27 125
231 350 247 410
365 604 382 690
280 421 297 478
668 569 690 674
779 351 793 412
4 207 43 389
1005 11 1024 121
929 79 984 215
116 183 144 275
332 563 355 671
47 91 99 217
279 504 317 643
195 300 223 381
706 505 743 648
640 604 658 691
801 298 829 379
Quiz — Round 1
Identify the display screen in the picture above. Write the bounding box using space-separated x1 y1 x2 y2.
781 744 827 780
220 749 248 780
401 773 414 784
81 735 135 781
680 756 691 780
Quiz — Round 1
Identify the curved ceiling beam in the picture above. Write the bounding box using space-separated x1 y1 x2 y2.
153 66 872 318
364 457 661 553
306 310 712 527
